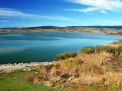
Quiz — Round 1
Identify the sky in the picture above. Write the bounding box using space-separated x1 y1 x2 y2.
0 0 122 27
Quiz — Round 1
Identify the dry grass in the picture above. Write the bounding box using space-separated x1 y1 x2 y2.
29 41 122 90
30 51 122 90
103 41 122 47
78 52 113 66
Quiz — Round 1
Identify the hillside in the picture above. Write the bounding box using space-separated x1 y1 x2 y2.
0 26 122 35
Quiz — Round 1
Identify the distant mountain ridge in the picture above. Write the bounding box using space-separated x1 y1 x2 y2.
1 26 122 30
1 26 122 35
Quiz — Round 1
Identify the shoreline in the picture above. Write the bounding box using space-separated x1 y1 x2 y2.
102 40 122 47
0 31 121 36
0 61 55 73
0 40 122 73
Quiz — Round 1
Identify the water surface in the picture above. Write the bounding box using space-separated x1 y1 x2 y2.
0 32 122 64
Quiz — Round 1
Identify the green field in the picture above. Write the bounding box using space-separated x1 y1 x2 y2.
0 71 55 91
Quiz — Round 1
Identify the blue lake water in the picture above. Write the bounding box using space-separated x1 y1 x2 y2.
0 32 122 64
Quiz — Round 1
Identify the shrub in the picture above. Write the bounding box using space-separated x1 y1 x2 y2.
95 46 117 54
117 54 122 65
56 51 78 60
80 47 95 54
118 46 122 54
80 46 118 55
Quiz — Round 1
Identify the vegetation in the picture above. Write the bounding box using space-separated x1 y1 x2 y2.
1 41 122 91
56 51 78 60
29 41 122 91
0 71 55 91
111 31 122 35
80 47 95 54
117 55 122 65
80 46 120 55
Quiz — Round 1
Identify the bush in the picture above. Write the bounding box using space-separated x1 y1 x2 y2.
95 46 117 54
80 46 118 55
80 47 95 54
56 51 78 60
117 54 122 65
118 46 122 53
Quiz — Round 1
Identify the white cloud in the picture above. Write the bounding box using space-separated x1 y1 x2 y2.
67 7 98 13
67 0 122 13
37 15 78 22
0 8 77 22
0 8 30 17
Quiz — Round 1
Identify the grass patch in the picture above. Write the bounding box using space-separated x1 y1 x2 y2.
0 71 55 91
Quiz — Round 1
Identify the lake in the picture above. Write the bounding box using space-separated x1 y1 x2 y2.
0 32 122 64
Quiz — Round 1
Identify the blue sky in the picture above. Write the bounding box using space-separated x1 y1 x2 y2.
0 0 122 27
